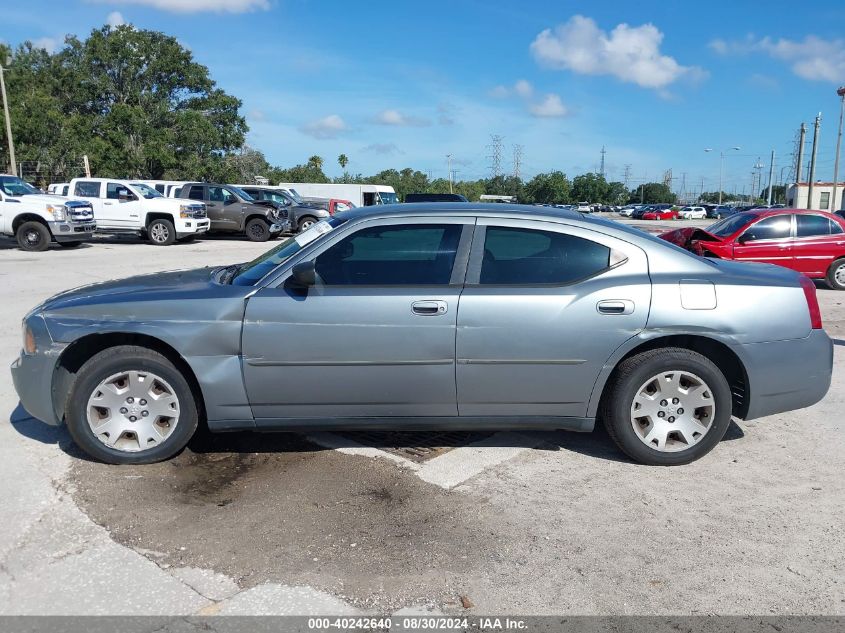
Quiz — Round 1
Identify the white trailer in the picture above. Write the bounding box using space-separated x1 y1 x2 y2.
274 183 398 207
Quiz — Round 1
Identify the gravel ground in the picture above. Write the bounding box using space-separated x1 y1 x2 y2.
0 222 842 615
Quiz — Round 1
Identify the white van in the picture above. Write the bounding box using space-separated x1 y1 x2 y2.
274 183 397 207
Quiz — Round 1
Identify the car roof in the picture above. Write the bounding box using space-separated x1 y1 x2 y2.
334 202 584 222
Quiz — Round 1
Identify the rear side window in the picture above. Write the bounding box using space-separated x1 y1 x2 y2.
742 215 792 242
314 224 462 285
73 181 100 197
479 227 611 285
188 185 205 201
796 214 840 237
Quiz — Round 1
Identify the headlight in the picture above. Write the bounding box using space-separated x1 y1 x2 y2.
46 204 66 221
23 323 36 355
180 204 197 218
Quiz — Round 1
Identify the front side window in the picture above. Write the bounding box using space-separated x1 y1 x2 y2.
796 214 832 238
741 215 792 242
479 226 611 285
314 224 462 285
106 182 133 200
73 181 101 198
188 185 205 201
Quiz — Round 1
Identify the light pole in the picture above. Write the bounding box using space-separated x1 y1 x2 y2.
446 154 453 194
0 60 16 176
704 146 740 205
832 87 845 213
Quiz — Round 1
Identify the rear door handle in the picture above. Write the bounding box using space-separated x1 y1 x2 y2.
412 300 447 316
597 300 634 315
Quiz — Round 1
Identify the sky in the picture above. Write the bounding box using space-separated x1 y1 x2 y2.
3 0 845 196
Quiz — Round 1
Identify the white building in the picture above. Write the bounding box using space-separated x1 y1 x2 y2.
786 182 844 211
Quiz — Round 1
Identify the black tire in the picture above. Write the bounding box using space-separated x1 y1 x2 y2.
16 221 51 252
297 216 318 233
245 217 271 242
599 347 732 466
715 213 722 219
146 218 176 246
826 258 845 291
57 241 82 248
65 346 199 464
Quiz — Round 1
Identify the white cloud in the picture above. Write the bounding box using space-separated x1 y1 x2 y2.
248 108 266 121
530 15 701 90
514 79 533 98
31 37 59 54
362 143 403 155
300 114 347 139
489 85 510 98
374 109 430 127
489 79 533 98
95 0 269 14
710 34 845 83
106 11 125 26
529 94 568 118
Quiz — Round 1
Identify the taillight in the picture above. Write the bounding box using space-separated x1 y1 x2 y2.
798 275 823 329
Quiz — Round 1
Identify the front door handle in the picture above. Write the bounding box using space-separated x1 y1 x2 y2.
597 300 634 315
412 300 447 316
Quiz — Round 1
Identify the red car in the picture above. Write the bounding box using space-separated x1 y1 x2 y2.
642 209 678 220
660 209 845 290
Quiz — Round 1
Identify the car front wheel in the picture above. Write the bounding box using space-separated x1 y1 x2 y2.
827 258 845 291
65 346 199 464
245 217 271 242
600 347 732 465
147 219 176 246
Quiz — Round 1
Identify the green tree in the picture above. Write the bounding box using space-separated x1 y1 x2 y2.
525 171 571 204
307 155 324 171
631 182 677 205
337 153 349 170
571 173 609 204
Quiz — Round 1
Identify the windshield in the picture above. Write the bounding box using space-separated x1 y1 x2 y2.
707 212 757 237
229 185 254 201
232 217 347 286
286 188 305 204
0 175 40 196
377 192 399 205
129 183 163 199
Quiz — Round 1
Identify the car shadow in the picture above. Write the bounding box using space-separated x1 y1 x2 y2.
9 401 746 466
833 339 845 347
0 237 94 252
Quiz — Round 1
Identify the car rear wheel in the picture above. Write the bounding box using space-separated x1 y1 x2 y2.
826 258 845 291
600 347 732 465
16 221 51 252
65 346 199 464
147 218 176 246
245 217 271 242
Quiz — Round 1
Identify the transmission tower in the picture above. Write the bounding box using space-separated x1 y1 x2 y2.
599 146 606 178
512 144 524 180
623 164 632 188
486 135 504 178
663 169 673 188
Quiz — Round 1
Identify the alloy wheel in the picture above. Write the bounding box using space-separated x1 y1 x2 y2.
629 370 715 452
150 223 169 243
86 370 180 452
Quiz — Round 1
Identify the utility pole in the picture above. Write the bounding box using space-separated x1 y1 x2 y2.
446 154 453 193
0 62 16 176
807 113 821 209
832 87 845 213
795 122 807 206
599 146 606 178
753 157 764 202
766 150 775 205
512 144 523 180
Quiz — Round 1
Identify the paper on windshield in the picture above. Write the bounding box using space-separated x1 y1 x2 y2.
294 220 333 247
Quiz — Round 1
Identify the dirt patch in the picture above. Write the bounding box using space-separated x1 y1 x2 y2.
67 431 499 609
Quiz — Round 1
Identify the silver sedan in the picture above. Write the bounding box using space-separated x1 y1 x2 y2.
11 204 833 466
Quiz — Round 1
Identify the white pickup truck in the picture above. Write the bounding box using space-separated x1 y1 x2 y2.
68 177 209 245
0 175 96 251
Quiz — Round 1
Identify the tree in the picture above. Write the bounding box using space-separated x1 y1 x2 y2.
572 173 609 204
337 154 349 170
307 155 324 171
605 181 629 205
525 171 571 204
631 182 677 205
1 25 247 181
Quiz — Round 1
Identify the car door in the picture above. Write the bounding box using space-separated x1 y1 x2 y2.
456 218 651 418
791 213 845 277
208 185 241 231
731 214 794 269
103 181 141 229
240 216 474 422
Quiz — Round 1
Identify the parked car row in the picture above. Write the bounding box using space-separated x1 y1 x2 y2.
2 175 369 251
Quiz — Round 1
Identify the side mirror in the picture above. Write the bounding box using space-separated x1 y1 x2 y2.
118 189 131 201
290 260 316 287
